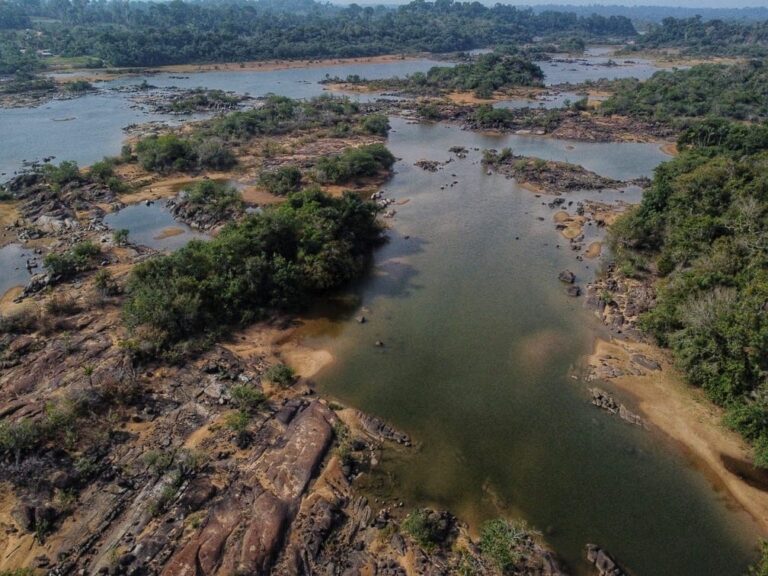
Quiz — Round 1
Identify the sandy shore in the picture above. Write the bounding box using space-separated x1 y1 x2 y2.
660 141 678 156
588 337 768 535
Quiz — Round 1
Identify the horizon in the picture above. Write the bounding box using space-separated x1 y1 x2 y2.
329 1 768 9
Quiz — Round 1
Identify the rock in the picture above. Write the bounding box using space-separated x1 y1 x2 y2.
375 340 384 347
558 270 575 284
585 544 628 576
630 354 660 371
354 411 410 445
566 285 581 297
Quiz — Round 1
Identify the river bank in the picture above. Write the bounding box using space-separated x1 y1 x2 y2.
586 337 768 536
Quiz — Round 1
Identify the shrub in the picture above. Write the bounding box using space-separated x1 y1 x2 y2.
360 114 390 136
258 165 302 196
479 518 533 573
230 384 265 413
315 143 395 184
265 363 295 387
135 134 196 173
402 509 449 549
44 241 101 280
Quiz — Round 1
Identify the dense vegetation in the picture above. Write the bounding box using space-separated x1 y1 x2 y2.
630 16 768 57
611 120 768 467
600 61 768 123
133 133 235 174
0 0 635 71
198 94 382 142
123 188 382 351
314 144 395 184
326 52 544 98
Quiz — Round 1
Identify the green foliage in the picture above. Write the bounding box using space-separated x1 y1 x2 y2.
44 241 101 280
229 384 265 413
265 364 295 387
601 61 768 122
479 518 533 574
0 2 635 69
315 143 395 184
64 79 94 93
750 541 768 576
360 114 391 136
94 269 119 297
635 16 768 57
612 124 768 467
258 165 302 196
123 188 381 349
182 180 243 220
402 509 445 549
135 134 196 173
112 229 129 246
225 409 251 447
42 160 82 190
329 52 544 97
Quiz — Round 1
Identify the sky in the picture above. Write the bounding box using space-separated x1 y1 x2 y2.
331 1 768 7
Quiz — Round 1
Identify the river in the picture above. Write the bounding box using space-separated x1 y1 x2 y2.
0 51 758 575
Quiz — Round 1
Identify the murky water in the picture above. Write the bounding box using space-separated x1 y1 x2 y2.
0 244 38 296
1 51 756 575
103 202 206 251
300 118 759 576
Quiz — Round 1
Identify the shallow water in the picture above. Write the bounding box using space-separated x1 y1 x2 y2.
103 202 206 251
0 51 663 178
0 244 38 296
1 52 755 575
301 118 759 576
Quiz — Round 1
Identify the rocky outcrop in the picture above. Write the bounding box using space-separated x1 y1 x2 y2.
586 544 628 576
588 388 645 427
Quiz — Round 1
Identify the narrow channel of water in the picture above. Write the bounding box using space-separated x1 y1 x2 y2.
299 118 759 576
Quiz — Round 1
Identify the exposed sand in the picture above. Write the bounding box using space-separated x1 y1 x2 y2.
154 227 185 240
584 241 602 259
553 210 585 239
588 337 768 535
225 320 334 381
660 141 679 156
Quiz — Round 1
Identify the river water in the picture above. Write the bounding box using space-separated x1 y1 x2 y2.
0 53 758 574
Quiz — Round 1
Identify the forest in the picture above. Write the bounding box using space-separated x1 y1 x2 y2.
123 188 383 353
600 61 768 124
0 0 636 70
630 16 768 57
611 119 768 468
324 51 544 98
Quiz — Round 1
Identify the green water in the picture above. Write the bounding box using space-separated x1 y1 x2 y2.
302 118 759 575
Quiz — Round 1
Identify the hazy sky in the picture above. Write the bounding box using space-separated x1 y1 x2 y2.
332 1 768 7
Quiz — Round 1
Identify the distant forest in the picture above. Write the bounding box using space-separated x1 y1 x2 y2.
0 0 636 70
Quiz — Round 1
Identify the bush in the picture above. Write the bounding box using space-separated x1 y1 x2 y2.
135 134 196 173
265 364 295 387
360 114 390 136
402 509 447 549
44 241 101 280
258 165 302 196
230 384 265 413
315 143 395 184
479 519 533 574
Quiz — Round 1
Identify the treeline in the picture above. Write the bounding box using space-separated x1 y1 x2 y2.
600 61 768 123
629 16 768 57
0 0 636 70
326 52 544 98
611 119 768 468
123 188 383 352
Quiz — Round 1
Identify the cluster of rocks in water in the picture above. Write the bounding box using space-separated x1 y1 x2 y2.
483 150 648 194
588 388 646 427
585 263 657 338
